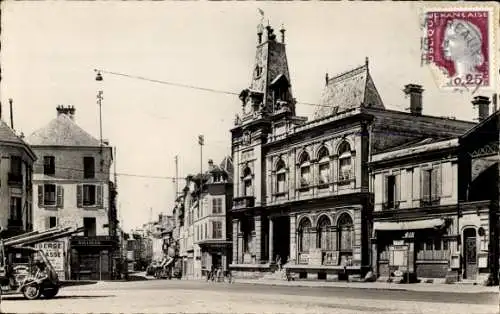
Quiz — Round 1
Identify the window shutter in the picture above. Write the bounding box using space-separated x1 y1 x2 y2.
421 169 430 200
38 185 44 207
432 166 441 200
56 186 64 208
45 217 50 230
395 174 401 202
97 185 103 208
383 175 388 203
77 185 83 208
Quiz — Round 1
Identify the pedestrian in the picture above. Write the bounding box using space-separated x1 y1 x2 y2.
276 255 282 271
216 267 222 282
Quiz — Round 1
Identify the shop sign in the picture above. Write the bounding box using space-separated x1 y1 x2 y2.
71 236 116 247
34 241 65 280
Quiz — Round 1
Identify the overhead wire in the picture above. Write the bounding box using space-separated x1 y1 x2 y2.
94 69 327 108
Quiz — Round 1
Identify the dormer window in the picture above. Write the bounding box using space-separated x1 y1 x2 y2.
270 74 290 110
254 66 262 78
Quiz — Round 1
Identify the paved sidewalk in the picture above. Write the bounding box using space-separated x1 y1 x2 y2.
234 278 499 294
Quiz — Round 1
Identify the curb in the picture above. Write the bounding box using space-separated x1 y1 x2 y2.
234 280 498 294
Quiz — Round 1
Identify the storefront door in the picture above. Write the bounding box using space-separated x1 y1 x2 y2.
463 228 477 280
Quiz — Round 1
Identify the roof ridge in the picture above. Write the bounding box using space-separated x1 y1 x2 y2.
327 63 367 84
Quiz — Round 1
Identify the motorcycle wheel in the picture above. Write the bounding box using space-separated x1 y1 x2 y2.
42 287 59 299
23 284 41 300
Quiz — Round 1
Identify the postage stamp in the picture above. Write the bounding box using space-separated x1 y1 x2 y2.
420 4 498 92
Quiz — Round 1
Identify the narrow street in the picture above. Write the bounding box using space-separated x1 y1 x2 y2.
1 280 497 314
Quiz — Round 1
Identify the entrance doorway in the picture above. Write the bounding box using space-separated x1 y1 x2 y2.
463 228 477 280
212 253 222 268
272 216 290 264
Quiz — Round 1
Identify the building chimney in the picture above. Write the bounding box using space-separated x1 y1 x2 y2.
472 96 490 122
208 159 214 171
403 84 424 115
9 98 14 129
56 105 76 121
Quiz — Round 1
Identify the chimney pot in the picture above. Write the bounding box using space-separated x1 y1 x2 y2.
403 84 424 115
472 96 490 122
56 105 76 120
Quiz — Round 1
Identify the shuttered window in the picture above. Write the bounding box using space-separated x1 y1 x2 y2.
43 184 56 206
77 184 103 208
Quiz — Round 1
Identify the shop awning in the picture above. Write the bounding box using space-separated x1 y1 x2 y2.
374 218 446 231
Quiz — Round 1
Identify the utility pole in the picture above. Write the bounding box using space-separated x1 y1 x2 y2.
198 135 204 216
95 70 104 172
8 98 14 130
114 147 118 187
174 155 179 199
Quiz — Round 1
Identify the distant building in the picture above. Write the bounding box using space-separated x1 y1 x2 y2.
194 157 233 276
0 120 37 237
178 156 233 279
26 105 118 280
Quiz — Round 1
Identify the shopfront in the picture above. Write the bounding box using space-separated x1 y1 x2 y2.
70 236 118 281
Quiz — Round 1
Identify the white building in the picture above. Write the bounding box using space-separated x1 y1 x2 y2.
26 105 117 281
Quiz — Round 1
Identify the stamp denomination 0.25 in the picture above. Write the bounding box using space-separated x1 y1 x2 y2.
420 5 498 91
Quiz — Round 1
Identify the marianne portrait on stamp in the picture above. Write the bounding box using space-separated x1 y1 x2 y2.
441 19 485 80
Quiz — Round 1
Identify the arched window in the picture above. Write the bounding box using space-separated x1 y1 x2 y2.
338 142 353 182
275 159 286 193
243 167 253 196
298 218 312 253
317 215 333 250
299 152 311 188
317 146 330 185
337 213 354 251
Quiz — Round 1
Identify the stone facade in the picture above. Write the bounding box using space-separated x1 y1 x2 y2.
229 21 478 280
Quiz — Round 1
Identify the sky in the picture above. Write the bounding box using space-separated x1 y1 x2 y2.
1 2 497 232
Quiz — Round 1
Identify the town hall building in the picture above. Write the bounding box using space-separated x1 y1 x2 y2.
228 21 477 280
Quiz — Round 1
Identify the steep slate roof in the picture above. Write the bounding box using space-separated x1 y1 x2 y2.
313 60 385 120
0 120 37 160
26 114 102 147
219 155 233 182
376 137 454 154
0 120 27 145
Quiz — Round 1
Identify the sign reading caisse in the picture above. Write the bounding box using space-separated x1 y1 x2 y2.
34 241 65 280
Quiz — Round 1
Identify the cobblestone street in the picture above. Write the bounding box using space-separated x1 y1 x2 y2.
1 280 497 314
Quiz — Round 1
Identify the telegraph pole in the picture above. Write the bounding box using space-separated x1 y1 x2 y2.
174 155 179 198
198 135 204 215
95 70 104 172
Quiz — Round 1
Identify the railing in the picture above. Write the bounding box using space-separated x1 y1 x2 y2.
298 253 309 264
322 250 337 266
420 197 441 207
382 201 401 211
417 250 450 260
8 173 23 186
232 196 255 210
